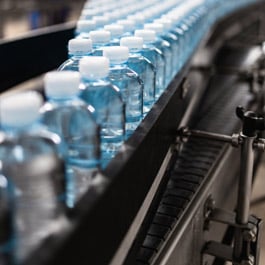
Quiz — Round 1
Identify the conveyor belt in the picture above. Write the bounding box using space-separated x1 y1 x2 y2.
135 73 252 264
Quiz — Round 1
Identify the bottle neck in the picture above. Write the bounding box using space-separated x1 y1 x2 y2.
68 52 92 59
92 43 109 49
129 50 142 58
46 94 79 103
81 76 110 84
109 61 128 69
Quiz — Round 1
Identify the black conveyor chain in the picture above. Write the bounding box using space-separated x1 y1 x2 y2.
135 75 251 264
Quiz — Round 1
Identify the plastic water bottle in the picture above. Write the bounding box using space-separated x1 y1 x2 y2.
75 20 96 39
135 29 165 99
161 13 186 70
143 23 172 86
104 24 124 46
120 36 156 116
153 19 179 77
58 38 93 72
79 56 125 168
103 46 143 138
40 71 100 208
0 91 65 262
89 30 111 56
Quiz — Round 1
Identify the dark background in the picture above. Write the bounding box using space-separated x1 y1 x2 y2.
0 0 86 40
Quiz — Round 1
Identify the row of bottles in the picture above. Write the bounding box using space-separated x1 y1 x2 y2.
0 0 261 263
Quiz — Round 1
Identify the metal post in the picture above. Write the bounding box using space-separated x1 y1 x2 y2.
233 134 255 263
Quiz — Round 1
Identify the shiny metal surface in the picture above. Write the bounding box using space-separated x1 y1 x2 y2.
234 135 256 262
110 147 174 265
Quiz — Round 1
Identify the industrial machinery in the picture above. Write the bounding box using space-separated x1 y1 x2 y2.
1 1 265 265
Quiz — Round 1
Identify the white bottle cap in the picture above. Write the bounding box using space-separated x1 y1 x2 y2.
154 18 173 31
144 23 164 34
92 15 109 27
79 56 109 79
104 24 124 38
0 91 43 128
127 14 146 25
76 20 96 33
89 30 111 44
120 36 143 50
134 29 156 42
117 19 135 32
80 9 99 19
44 71 81 99
106 10 122 21
68 38 92 54
103 46 129 64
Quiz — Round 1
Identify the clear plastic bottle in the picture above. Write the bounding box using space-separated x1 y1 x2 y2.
143 23 172 87
120 36 156 116
0 91 65 262
153 19 179 78
161 14 185 71
58 38 93 72
103 46 143 138
135 29 165 99
89 30 111 56
40 71 100 208
79 56 125 168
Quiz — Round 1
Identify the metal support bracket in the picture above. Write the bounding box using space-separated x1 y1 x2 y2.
203 208 263 265
176 106 265 265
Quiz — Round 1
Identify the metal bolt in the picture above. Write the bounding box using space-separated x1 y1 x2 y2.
253 139 265 151
231 133 242 147
243 229 257 242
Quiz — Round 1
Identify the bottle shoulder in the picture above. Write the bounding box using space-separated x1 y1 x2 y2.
58 58 80 71
40 100 96 124
80 80 123 101
0 128 59 163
